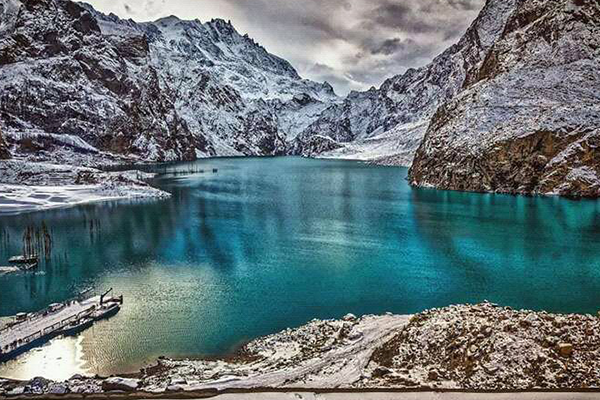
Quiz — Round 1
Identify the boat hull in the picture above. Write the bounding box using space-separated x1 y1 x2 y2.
60 319 94 337
0 334 54 362
93 304 120 321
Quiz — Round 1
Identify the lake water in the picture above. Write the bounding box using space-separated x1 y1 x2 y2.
1 157 600 380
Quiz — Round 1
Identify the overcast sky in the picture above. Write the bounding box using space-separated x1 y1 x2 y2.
85 0 486 95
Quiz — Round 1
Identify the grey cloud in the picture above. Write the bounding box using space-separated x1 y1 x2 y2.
448 0 483 11
221 0 485 93
367 1 436 32
370 38 418 56
86 0 486 95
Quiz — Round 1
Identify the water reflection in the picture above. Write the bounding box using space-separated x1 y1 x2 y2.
409 188 600 311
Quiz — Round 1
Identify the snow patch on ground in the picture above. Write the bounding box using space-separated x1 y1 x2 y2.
0 160 170 214
0 183 168 215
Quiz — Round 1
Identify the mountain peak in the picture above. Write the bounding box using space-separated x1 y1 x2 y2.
208 18 233 26
154 15 181 25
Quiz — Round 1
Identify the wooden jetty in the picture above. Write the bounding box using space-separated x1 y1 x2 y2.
0 291 123 362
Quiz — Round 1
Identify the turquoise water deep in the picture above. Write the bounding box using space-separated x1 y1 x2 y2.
1 157 600 380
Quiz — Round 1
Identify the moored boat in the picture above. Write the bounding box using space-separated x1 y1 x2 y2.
92 303 121 321
0 263 37 276
60 318 93 337
19 263 38 272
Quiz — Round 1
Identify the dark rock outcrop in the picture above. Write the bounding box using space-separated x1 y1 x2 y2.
0 125 10 159
409 0 600 197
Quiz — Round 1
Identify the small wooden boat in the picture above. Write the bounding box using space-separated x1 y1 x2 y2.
60 318 93 337
9 255 39 264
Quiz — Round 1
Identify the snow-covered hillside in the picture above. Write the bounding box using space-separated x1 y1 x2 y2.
0 0 337 163
409 0 600 197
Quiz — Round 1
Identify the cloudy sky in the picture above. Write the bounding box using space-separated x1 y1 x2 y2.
85 0 485 95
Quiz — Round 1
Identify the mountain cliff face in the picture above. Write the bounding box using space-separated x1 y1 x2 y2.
0 0 336 163
292 0 518 166
408 0 600 197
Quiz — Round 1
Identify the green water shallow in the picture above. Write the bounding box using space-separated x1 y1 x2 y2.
1 157 600 380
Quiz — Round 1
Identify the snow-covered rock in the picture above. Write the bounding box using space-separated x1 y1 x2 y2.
408 0 600 197
0 125 9 159
101 377 139 392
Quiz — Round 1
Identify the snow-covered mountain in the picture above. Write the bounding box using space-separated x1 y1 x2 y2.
292 0 600 198
0 0 337 163
292 0 518 166
1 0 598 198
409 0 600 197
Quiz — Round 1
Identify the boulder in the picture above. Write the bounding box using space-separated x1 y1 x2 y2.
343 313 357 322
101 377 140 392
6 387 25 397
557 343 573 357
428 369 439 381
48 384 68 395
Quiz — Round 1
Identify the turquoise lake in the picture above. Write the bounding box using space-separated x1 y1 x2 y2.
1 157 600 380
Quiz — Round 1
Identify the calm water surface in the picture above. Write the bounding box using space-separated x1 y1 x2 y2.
1 157 600 380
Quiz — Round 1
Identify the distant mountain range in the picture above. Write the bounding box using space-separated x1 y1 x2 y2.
0 0 598 197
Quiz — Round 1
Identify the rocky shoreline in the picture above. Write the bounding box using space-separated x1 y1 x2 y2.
2 303 600 397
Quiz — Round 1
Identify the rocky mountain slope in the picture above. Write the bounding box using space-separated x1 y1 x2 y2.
291 0 518 166
0 0 336 164
408 0 600 197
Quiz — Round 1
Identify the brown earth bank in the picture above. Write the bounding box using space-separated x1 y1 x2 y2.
2 303 600 398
